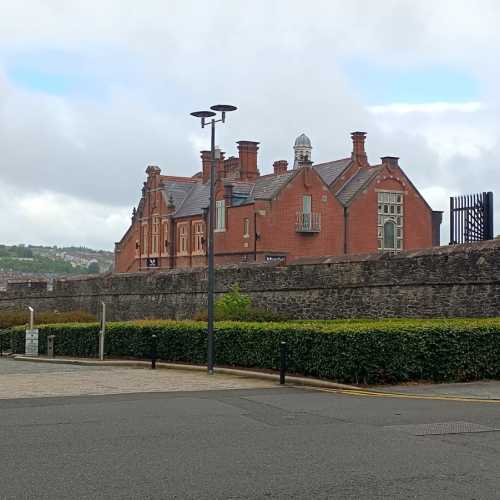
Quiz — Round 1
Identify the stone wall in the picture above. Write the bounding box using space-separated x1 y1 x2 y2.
1 240 499 321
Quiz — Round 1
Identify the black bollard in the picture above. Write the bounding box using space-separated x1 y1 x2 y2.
279 341 287 385
151 334 158 369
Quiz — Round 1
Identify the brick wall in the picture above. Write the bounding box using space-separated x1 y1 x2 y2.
2 240 499 321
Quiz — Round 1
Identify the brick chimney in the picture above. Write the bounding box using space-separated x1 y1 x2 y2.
381 156 399 169
351 131 368 167
224 184 233 207
273 160 288 175
224 156 240 178
237 141 259 181
216 149 225 180
201 151 211 183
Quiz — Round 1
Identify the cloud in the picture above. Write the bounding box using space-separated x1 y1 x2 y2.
368 102 484 114
0 180 130 250
1 0 500 250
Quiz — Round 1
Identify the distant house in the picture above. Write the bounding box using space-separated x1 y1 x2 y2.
114 131 442 272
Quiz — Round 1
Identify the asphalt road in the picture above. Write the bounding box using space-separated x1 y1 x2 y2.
2 386 500 499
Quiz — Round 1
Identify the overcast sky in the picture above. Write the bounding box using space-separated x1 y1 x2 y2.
1 0 499 250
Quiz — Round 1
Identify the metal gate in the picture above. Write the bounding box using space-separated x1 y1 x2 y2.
450 191 494 244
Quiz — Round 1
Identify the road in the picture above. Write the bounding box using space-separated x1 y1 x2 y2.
2 381 500 499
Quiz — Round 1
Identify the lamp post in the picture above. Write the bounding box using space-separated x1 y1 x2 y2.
191 104 237 375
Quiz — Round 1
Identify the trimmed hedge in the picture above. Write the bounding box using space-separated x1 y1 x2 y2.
6 318 500 385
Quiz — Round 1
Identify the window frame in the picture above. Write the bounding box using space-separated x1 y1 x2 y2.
178 223 189 255
192 220 205 254
377 190 404 253
215 200 226 231
243 218 250 238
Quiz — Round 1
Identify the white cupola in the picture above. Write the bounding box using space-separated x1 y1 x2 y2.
293 133 312 169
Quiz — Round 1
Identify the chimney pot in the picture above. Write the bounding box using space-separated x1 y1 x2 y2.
381 156 399 168
273 160 288 175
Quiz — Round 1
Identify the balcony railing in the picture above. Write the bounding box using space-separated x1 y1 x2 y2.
296 212 321 233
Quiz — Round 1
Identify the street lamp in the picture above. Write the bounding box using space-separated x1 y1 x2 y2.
191 104 237 375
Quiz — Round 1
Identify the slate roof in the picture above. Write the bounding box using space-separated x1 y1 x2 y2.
161 180 194 212
248 171 298 201
228 182 254 206
169 182 210 219
159 157 379 218
336 165 383 206
313 158 351 185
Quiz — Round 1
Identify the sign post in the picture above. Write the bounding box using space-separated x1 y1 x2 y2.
99 302 106 361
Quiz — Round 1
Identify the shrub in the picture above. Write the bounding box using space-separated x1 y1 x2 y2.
6 317 500 385
194 284 286 322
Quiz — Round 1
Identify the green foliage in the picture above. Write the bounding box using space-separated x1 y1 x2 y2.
87 262 100 274
215 283 251 318
194 283 286 321
0 310 96 329
0 256 88 274
6 317 500 385
0 245 33 259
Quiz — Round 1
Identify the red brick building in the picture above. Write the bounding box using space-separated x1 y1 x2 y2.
114 132 442 272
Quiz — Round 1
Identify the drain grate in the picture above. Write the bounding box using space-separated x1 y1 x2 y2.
385 421 499 436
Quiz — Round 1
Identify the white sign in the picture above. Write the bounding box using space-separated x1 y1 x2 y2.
25 329 39 357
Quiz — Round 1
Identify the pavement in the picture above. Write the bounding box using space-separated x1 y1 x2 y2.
372 380 500 400
0 357 274 399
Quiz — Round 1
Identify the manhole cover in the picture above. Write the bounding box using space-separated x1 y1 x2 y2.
385 421 498 436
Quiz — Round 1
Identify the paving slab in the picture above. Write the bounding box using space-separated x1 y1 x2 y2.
0 357 275 399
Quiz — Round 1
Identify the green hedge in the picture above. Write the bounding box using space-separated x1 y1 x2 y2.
6 318 500 385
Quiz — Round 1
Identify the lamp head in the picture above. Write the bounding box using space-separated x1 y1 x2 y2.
210 104 237 123
190 110 216 118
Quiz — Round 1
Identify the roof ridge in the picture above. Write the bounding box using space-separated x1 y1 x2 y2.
313 157 351 168
161 175 199 184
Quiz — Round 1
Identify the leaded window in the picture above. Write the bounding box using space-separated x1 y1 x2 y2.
377 191 403 252
193 221 204 254
179 224 188 254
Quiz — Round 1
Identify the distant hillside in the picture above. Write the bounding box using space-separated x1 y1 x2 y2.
0 244 114 290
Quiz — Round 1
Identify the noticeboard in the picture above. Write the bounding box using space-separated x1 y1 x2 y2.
25 329 39 357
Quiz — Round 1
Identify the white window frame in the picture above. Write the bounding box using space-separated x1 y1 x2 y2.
178 223 188 255
243 218 250 238
377 191 404 253
215 200 225 231
193 220 205 254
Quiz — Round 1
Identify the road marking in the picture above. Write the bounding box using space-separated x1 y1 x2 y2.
303 386 500 404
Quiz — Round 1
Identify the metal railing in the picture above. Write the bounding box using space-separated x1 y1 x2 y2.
296 212 321 233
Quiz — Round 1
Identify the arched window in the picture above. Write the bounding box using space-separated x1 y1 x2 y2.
383 221 396 249
378 191 404 253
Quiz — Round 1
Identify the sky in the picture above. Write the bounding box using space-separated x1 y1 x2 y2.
1 0 500 250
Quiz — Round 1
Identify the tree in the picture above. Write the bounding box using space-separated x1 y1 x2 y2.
87 262 100 274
